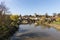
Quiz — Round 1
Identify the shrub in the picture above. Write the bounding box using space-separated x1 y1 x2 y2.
56 18 60 22
10 15 19 21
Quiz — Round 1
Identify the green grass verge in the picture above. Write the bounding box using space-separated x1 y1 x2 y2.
52 21 60 25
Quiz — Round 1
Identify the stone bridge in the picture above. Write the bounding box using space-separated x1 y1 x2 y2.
17 17 39 24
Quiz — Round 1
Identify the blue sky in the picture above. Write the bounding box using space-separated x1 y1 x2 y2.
0 0 60 15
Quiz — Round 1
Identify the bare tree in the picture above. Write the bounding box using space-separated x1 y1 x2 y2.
0 2 9 15
0 2 10 26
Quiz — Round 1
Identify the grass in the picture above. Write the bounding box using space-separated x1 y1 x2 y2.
52 21 60 25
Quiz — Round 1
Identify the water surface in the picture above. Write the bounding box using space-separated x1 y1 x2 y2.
10 24 60 40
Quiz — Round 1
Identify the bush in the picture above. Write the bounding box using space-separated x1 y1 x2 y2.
56 18 60 22
10 15 19 21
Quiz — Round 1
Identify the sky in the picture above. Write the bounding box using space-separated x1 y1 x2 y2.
0 0 60 15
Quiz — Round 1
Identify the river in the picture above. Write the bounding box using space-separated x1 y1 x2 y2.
10 24 60 40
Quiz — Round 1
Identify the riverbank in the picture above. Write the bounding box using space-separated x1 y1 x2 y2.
43 22 60 30
0 26 19 40
35 21 60 30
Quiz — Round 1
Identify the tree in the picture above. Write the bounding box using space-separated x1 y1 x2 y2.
0 2 10 26
57 13 60 17
45 13 49 18
19 14 21 17
34 13 37 17
53 13 56 17
34 13 39 17
0 2 9 14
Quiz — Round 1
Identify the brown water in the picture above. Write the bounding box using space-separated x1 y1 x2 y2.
10 24 60 40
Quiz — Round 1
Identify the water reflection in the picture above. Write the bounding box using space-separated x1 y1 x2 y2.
10 24 60 40
19 32 49 38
